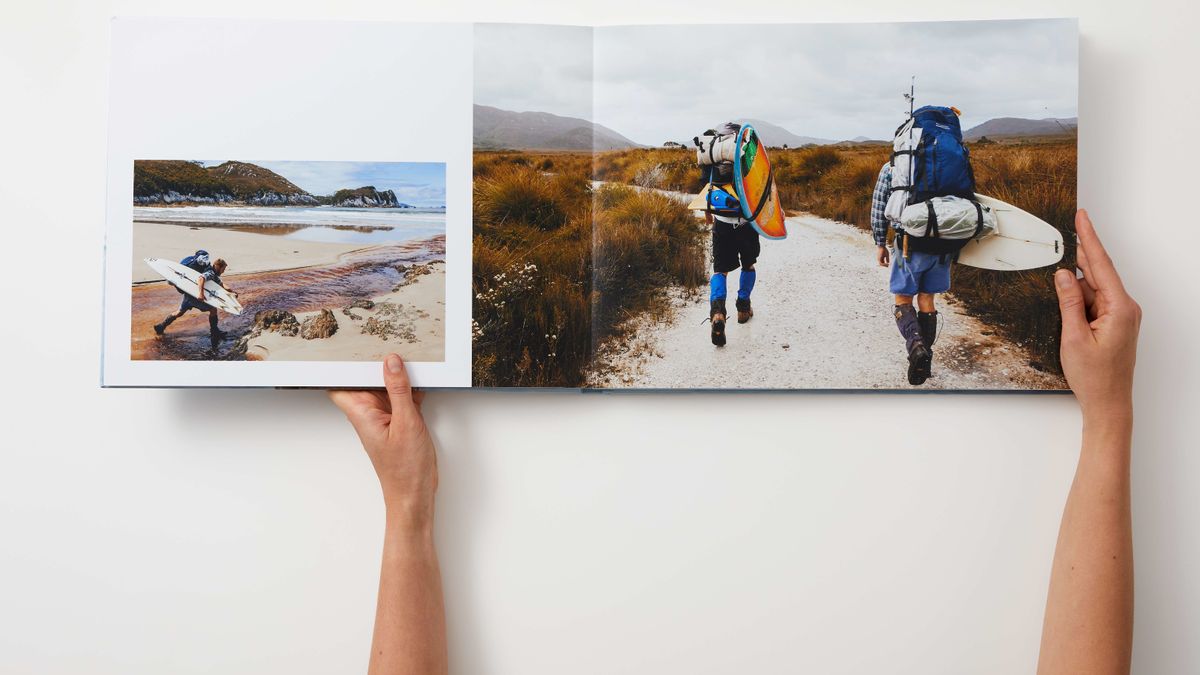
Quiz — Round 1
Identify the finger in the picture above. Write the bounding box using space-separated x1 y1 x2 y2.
1055 269 1091 342
1078 274 1097 319
371 390 390 411
329 389 380 420
413 389 427 409
1075 239 1098 293
1075 209 1126 294
383 353 417 422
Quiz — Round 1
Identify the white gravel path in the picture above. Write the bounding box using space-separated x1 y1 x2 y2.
586 211 1066 391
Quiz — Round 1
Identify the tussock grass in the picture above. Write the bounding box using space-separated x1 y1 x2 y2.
472 152 705 387
592 186 708 335
594 148 705 193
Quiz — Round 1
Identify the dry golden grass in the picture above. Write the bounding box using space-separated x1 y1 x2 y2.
471 152 705 387
594 141 1077 375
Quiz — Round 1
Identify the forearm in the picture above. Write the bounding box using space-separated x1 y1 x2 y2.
369 513 446 675
1037 411 1134 675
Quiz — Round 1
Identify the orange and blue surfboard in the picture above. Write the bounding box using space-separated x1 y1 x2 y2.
733 125 787 240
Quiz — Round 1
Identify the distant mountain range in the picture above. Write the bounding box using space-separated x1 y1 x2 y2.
733 119 834 148
132 161 417 207
474 105 643 151
963 117 1078 140
469 106 1076 152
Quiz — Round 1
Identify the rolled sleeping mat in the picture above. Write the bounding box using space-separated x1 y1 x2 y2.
899 195 998 241
694 134 738 166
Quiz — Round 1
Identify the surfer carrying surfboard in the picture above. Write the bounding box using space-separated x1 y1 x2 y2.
693 122 766 346
153 256 238 347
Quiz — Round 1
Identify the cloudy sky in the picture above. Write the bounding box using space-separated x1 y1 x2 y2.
475 19 1077 145
474 23 593 121
202 161 446 206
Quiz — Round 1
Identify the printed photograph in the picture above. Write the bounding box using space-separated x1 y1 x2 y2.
472 19 1077 390
131 160 447 362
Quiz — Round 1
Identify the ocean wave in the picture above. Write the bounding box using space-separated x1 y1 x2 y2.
133 205 446 229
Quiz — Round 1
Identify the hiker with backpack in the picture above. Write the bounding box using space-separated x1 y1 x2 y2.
153 249 237 347
871 105 996 385
694 122 759 346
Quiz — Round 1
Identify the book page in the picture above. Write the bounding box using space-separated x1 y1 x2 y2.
589 19 1078 391
102 18 474 387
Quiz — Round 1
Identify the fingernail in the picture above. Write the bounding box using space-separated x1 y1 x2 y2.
1054 269 1072 288
386 354 403 373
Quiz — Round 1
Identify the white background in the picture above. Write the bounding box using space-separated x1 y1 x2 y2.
1 1 1196 674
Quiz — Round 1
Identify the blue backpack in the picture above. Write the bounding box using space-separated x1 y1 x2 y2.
175 250 211 294
180 250 211 273
906 106 975 203
705 184 743 218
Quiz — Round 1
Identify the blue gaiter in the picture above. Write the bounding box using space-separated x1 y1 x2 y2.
737 269 756 300
709 273 727 302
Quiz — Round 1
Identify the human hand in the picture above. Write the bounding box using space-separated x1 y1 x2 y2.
1054 210 1142 420
876 245 890 267
329 354 438 530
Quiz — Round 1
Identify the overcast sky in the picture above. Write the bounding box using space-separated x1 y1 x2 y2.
202 161 446 206
474 23 593 121
475 19 1077 145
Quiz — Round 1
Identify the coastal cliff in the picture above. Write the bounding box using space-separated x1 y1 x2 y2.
133 161 414 208
328 186 411 208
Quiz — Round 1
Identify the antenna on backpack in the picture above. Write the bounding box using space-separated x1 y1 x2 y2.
903 76 915 119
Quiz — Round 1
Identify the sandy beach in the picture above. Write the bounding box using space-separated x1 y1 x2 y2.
132 221 367 283
242 264 445 362
131 226 446 362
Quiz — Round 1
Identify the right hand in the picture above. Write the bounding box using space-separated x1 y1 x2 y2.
1054 210 1142 418
876 245 890 267
329 354 438 529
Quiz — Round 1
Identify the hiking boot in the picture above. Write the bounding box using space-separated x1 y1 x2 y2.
154 314 177 336
917 311 938 353
917 311 938 380
908 344 932 385
735 297 753 324
710 299 727 347
894 304 930 386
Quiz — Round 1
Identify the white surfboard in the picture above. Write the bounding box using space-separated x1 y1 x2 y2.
143 258 244 315
956 194 1065 271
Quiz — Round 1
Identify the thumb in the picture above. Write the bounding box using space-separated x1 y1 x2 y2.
383 353 416 420
1055 268 1090 341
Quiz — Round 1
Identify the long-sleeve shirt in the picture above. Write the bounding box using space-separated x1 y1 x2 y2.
870 162 893 247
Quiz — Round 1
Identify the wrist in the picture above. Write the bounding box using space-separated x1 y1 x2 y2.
1080 402 1133 451
1080 397 1134 429
384 494 436 536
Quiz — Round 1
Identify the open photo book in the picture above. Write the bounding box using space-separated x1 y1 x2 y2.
101 18 1078 391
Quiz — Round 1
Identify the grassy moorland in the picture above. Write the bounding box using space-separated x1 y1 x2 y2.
595 141 1077 374
471 152 705 387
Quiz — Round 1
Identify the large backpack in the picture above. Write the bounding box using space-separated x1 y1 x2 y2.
175 250 211 294
885 106 984 254
694 125 746 220
180 249 211 272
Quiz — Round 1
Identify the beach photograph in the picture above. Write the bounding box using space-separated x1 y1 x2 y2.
472 19 1077 390
131 160 447 362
